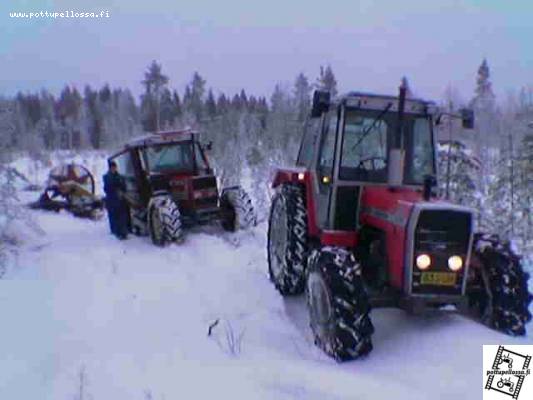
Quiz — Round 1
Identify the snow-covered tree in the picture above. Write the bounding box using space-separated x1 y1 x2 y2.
141 60 169 132
294 73 311 122
184 72 207 123
437 140 480 206
469 58 499 163
316 65 338 98
205 89 217 118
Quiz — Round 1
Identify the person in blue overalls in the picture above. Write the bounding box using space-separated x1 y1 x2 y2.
103 161 129 239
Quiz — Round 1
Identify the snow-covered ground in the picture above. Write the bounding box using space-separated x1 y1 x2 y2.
1 155 532 399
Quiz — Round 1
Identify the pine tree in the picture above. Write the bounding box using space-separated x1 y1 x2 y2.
141 60 169 132
205 89 217 118
159 88 175 129
0 99 17 162
518 132 533 247
216 93 229 115
187 72 206 122
316 65 338 98
294 73 311 122
437 140 480 206
172 90 182 120
470 58 498 157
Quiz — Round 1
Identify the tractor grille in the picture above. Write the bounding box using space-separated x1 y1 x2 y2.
192 176 217 190
195 197 218 208
411 209 472 295
192 176 218 209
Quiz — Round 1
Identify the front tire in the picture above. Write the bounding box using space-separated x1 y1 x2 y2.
267 184 308 295
148 195 184 246
306 247 373 361
468 233 532 336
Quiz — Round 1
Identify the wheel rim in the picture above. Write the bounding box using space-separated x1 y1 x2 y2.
151 207 163 243
307 271 333 338
268 196 288 281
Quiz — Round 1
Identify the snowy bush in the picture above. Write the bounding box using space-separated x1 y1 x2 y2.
0 164 40 276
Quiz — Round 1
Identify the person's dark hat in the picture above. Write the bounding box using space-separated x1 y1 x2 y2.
108 160 117 168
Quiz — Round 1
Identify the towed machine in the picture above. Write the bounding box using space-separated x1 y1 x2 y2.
108 129 256 245
29 163 104 219
267 83 532 361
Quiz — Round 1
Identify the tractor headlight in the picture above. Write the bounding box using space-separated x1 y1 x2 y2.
448 255 463 271
416 254 431 270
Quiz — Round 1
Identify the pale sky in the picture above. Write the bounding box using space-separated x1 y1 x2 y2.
1 0 532 103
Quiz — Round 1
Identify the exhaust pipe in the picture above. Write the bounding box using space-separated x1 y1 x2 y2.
388 81 407 187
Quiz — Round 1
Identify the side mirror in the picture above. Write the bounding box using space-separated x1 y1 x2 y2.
311 90 330 118
203 141 213 151
460 108 474 129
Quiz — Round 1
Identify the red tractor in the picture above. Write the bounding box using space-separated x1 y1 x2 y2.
267 85 532 361
108 129 256 245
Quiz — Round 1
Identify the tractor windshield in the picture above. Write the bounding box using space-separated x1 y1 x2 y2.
339 109 435 184
143 142 194 173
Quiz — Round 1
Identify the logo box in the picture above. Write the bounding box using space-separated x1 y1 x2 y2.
483 345 532 400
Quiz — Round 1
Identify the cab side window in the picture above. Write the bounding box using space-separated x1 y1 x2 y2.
318 110 339 174
112 151 138 192
114 151 135 177
194 143 209 174
296 119 319 167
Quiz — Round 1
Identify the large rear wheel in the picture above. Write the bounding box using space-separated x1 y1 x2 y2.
220 187 257 232
468 233 532 336
306 247 374 361
267 184 308 295
148 195 184 246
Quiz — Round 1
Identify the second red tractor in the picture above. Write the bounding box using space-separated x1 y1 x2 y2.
267 85 532 361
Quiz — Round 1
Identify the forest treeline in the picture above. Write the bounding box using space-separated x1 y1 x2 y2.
0 60 532 254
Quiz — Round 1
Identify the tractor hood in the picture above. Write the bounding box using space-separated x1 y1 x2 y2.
360 186 475 229
359 186 475 291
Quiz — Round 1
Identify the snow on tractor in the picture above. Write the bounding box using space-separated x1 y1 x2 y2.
29 163 104 219
267 83 532 361
108 129 256 246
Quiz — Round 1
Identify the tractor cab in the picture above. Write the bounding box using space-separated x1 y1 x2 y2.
297 88 455 232
308 89 438 186
109 129 218 224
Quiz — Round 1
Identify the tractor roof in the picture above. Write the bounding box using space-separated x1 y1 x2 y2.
338 91 437 115
125 129 199 148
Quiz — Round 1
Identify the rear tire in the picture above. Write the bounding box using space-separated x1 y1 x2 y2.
306 247 373 361
220 187 257 232
148 195 184 246
468 233 532 336
267 184 308 295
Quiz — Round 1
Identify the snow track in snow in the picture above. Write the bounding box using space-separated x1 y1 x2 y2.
1 206 532 400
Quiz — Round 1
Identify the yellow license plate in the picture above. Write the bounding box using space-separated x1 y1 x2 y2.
421 272 456 286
